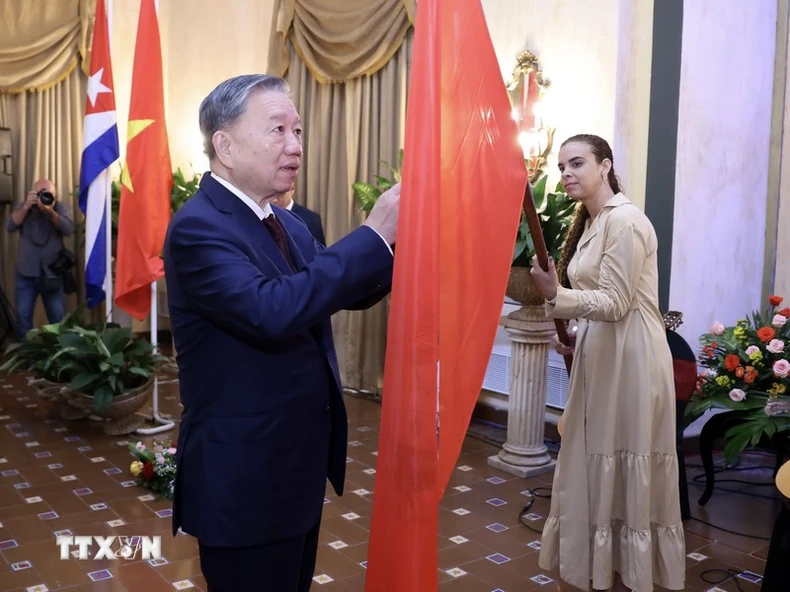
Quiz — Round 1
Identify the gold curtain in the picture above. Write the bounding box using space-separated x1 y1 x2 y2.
0 0 94 323
269 0 415 83
269 0 413 393
0 0 94 92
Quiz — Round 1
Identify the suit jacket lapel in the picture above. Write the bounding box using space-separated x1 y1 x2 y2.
200 173 295 276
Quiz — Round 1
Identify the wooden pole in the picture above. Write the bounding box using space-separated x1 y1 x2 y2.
521 181 573 375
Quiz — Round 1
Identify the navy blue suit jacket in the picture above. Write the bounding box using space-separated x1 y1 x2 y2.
163 173 392 547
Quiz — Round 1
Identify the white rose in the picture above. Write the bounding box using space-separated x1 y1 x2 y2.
709 321 725 335
773 314 787 328
729 388 746 402
767 339 785 354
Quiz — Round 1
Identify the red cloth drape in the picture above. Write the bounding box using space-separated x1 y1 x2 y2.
365 0 528 589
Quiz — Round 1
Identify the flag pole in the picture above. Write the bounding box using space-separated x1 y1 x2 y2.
104 172 113 323
105 0 114 323
522 180 573 374
136 280 175 434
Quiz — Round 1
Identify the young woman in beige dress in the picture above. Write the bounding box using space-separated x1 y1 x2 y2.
529 134 686 592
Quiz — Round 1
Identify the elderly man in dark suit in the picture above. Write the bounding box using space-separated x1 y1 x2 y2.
272 182 326 245
163 74 399 592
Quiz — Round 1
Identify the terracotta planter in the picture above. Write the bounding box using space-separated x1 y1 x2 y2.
505 266 544 306
64 377 153 436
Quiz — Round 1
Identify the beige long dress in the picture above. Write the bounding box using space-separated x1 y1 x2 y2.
537 193 686 591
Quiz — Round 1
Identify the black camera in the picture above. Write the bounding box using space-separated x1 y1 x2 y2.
37 190 55 206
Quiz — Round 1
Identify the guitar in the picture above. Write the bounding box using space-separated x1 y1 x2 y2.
663 310 683 332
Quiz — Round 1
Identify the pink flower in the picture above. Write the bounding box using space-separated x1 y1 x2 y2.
167 447 177 455
135 442 146 451
729 388 746 402
768 339 785 354
155 453 165 465
709 321 725 335
746 345 760 356
773 314 788 328
773 359 790 378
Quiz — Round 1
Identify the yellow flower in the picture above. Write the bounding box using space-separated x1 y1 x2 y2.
748 349 763 362
769 383 788 395
715 375 732 387
130 461 143 477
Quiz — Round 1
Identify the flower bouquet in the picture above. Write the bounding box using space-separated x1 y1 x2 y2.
686 295 790 461
128 440 177 500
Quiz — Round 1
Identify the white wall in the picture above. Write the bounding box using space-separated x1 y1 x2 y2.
669 0 777 347
480 0 652 207
109 0 276 176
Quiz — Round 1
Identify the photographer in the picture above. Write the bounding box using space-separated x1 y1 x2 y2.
6 179 74 340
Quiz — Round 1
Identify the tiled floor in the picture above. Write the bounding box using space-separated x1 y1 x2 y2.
0 368 782 591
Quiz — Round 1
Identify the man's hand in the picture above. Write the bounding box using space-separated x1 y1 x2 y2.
364 183 400 246
38 198 56 218
23 191 38 211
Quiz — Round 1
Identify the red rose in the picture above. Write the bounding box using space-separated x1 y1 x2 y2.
770 295 784 307
758 327 776 343
724 355 740 372
780 308 790 317
142 461 154 479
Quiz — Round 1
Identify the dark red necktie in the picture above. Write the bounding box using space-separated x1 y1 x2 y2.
263 215 295 269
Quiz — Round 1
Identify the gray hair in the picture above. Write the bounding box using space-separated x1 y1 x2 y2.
199 74 290 160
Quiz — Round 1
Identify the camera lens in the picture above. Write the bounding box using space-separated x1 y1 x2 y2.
37 190 54 206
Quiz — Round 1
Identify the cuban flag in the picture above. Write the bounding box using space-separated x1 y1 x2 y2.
79 0 119 309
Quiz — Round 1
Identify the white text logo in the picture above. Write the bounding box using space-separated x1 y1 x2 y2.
56 536 162 560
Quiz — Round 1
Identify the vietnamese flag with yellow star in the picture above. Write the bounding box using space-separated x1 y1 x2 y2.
114 0 172 320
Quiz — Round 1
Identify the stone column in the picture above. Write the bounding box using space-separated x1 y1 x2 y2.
488 305 557 478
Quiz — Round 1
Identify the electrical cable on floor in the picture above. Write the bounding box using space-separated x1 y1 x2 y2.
518 487 552 534
698 568 751 592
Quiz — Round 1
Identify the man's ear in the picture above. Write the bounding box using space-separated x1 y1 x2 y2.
213 131 233 168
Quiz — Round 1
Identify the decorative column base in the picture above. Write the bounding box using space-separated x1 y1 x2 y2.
488 305 557 478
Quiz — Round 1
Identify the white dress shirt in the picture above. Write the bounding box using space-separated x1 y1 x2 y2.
210 172 393 254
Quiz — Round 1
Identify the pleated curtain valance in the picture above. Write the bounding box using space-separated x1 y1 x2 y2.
268 0 416 83
0 0 95 93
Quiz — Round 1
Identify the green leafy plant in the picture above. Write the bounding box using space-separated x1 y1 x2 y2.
1 304 164 414
686 294 790 461
512 175 576 267
56 325 165 413
170 168 201 214
0 303 90 381
351 149 403 213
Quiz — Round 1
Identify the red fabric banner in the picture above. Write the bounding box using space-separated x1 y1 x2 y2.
365 0 528 589
114 0 172 320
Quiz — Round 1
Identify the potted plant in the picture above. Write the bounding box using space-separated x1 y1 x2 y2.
686 295 790 461
506 174 576 307
351 149 403 213
0 304 90 394
51 324 164 434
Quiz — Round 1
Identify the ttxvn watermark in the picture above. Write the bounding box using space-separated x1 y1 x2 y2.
56 535 162 560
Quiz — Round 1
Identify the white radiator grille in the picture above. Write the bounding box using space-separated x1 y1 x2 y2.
482 342 570 410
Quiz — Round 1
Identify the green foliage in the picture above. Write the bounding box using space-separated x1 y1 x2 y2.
1 304 165 414
351 149 403 213
512 175 576 267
